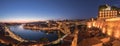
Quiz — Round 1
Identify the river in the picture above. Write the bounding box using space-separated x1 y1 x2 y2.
9 25 58 42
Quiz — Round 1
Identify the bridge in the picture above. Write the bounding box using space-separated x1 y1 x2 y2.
87 18 120 39
53 21 86 34
47 34 68 45
4 26 28 42
24 21 84 34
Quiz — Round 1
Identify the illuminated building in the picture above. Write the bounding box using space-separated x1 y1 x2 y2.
98 4 120 19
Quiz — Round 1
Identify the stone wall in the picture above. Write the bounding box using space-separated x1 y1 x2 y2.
87 18 120 39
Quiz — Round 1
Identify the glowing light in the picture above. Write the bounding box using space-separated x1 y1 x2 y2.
87 22 92 28
107 28 112 36
93 22 95 27
88 25 91 28
18 25 24 29
102 28 106 33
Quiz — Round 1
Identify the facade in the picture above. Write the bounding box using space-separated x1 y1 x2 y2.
98 4 120 19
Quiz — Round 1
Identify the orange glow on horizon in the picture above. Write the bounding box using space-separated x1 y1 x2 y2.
0 19 46 23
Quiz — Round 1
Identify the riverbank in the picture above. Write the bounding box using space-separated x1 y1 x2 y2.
0 24 66 46
0 33 19 45
24 26 59 31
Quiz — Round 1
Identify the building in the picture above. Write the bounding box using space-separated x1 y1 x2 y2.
98 4 120 19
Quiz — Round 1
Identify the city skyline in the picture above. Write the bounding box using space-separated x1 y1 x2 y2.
0 0 120 22
1 0 120 46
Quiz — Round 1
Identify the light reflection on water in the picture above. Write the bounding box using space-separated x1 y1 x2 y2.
18 25 23 30
9 25 58 41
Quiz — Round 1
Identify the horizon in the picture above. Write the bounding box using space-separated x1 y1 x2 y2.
0 0 120 22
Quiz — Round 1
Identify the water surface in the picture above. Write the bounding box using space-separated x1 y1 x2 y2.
9 25 58 42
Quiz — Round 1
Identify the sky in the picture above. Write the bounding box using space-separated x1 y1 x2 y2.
0 0 120 22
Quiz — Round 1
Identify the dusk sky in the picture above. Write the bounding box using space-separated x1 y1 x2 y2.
0 0 120 22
